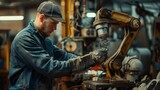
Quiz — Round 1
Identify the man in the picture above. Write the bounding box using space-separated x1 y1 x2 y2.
9 1 107 90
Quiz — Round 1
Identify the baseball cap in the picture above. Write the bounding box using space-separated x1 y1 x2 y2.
37 1 65 23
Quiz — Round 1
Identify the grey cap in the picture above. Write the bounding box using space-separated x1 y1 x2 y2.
37 1 65 23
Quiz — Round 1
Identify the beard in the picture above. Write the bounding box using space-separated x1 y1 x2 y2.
39 22 52 37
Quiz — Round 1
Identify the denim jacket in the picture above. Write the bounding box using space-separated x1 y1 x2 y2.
9 21 77 90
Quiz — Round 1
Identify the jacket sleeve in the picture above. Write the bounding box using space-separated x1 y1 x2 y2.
52 45 77 60
15 36 73 78
44 38 77 61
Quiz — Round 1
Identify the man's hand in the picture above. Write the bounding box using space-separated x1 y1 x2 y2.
90 48 108 64
68 48 108 73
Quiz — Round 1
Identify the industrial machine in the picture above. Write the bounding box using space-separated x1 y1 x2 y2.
82 7 143 90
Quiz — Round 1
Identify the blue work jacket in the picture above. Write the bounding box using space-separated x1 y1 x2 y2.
9 21 77 90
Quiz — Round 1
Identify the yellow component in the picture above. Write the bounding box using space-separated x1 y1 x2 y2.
61 0 75 38
105 64 111 79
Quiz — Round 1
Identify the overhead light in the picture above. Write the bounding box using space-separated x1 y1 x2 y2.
0 16 24 21
86 12 96 17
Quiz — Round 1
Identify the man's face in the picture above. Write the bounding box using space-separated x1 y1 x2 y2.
41 16 59 37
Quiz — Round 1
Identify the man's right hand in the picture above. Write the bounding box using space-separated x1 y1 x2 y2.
69 48 108 73
90 48 108 64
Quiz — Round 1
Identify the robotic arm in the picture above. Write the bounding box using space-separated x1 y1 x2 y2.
93 7 141 79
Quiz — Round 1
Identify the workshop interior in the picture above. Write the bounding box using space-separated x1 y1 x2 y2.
0 0 160 90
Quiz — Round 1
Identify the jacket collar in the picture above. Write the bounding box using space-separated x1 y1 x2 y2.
28 20 45 40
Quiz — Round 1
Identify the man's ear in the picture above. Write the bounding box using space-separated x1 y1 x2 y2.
39 14 45 22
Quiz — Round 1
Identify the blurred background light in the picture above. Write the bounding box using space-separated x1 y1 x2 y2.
0 16 24 21
86 12 96 17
